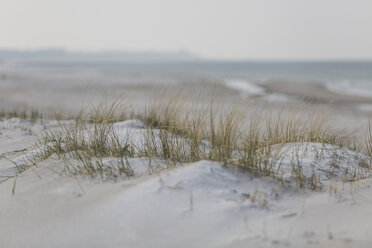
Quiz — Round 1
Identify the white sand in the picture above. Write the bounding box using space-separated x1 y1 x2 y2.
0 68 372 247
1 119 372 247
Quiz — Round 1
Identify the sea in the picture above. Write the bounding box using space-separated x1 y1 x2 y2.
3 59 372 97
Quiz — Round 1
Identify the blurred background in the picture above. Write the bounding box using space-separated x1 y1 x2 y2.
1 0 372 133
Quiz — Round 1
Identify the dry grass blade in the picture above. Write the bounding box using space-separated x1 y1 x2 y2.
7 92 371 189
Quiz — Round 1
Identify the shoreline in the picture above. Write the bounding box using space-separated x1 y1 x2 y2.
262 80 372 105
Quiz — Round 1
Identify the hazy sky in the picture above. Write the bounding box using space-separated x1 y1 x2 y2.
1 0 372 60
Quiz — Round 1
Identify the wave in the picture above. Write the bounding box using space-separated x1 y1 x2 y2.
224 79 265 96
325 80 372 97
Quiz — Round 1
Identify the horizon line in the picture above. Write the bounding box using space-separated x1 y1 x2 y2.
0 48 372 63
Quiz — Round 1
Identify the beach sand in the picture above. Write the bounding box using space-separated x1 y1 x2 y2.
1 120 372 248
1 68 372 247
1 68 371 115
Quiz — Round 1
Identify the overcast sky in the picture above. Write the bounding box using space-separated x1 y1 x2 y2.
1 0 372 60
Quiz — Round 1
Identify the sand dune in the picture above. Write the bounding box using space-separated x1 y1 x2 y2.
1 119 372 247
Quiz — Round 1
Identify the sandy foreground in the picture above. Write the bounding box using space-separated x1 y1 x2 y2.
1 69 372 247
0 118 372 248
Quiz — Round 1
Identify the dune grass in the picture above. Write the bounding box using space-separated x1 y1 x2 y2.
0 108 44 121
34 99 134 179
0 107 80 122
23 91 368 189
1 88 369 192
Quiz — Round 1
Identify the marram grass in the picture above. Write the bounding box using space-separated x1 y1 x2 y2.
7 94 372 189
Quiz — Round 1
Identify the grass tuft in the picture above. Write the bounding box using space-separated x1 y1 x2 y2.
7 93 372 189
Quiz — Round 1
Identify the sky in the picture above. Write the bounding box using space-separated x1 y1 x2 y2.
1 0 372 60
